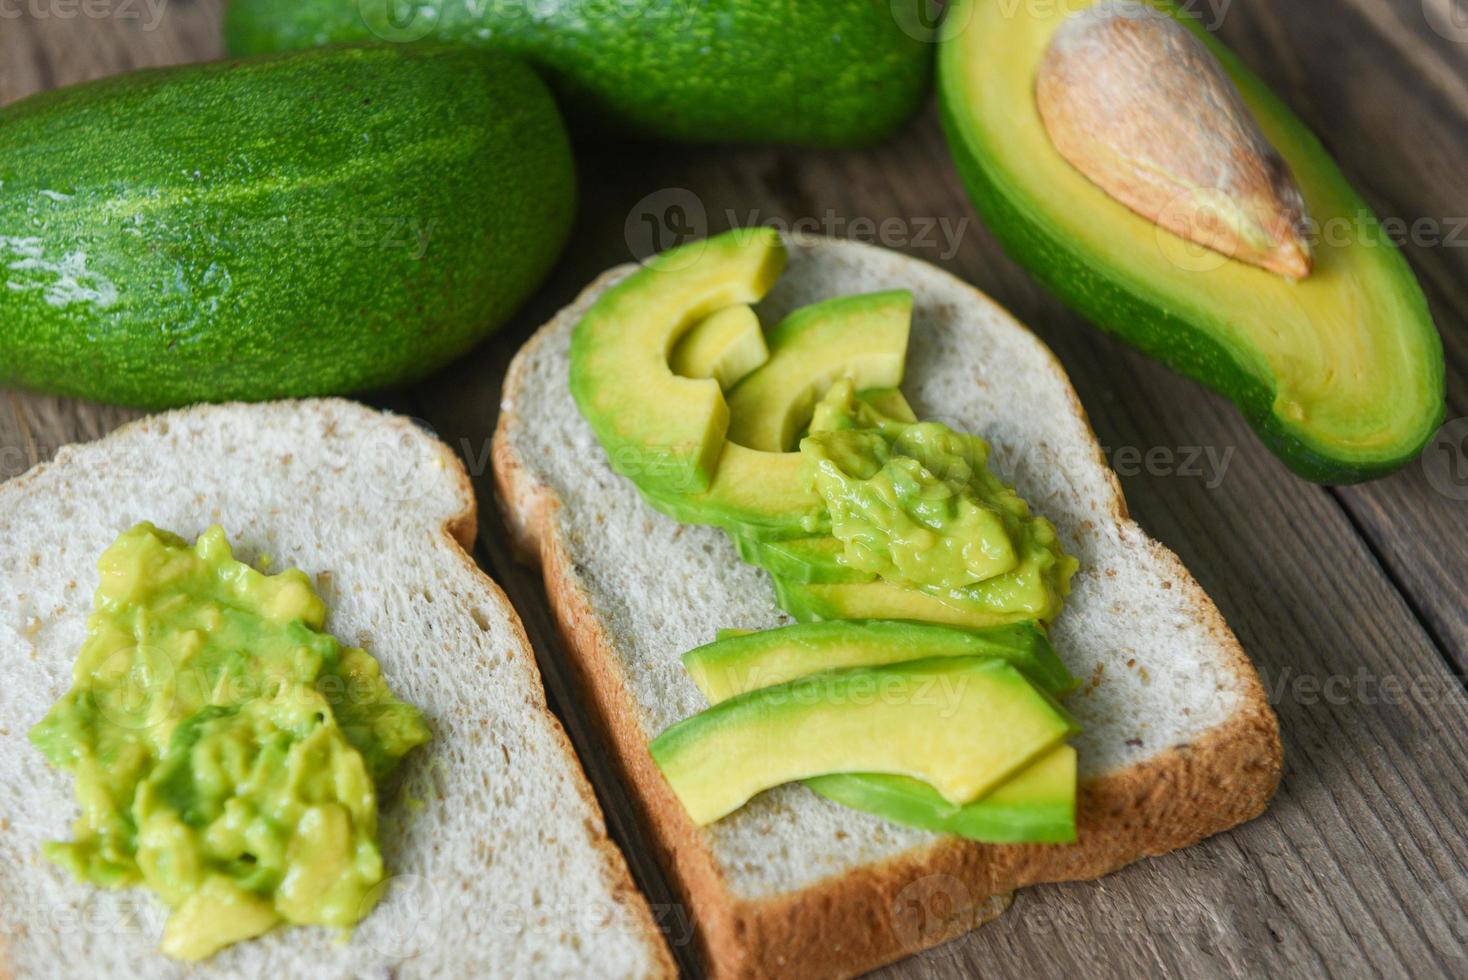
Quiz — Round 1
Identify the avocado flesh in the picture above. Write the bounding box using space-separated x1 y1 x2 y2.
732 534 877 584
645 329 918 538
670 304 769 390
806 744 1077 844
774 578 1040 630
851 387 918 424
650 656 1077 825
759 528 1071 625
641 442 824 537
683 622 1077 842
569 228 786 497
684 620 1076 705
938 0 1443 481
726 291 911 452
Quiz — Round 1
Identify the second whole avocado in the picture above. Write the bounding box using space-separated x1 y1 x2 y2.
0 44 575 408
224 0 935 146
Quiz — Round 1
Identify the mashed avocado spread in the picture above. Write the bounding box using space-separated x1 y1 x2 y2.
30 523 430 961
802 381 1077 620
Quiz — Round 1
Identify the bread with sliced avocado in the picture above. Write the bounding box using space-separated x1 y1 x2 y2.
493 234 1282 978
0 400 673 978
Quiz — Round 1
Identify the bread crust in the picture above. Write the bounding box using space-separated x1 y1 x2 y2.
493 257 1283 978
0 399 675 980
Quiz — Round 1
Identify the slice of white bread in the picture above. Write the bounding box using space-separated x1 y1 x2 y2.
0 400 674 979
494 235 1283 978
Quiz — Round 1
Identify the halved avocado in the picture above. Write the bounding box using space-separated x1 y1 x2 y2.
649 656 1077 824
806 744 1077 844
726 291 911 451
569 228 786 497
684 619 1076 703
938 0 1443 482
670 304 770 390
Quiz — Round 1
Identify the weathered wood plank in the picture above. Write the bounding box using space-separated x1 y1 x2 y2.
1209 0 1468 669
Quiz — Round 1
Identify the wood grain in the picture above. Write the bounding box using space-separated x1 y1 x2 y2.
4 3 1468 978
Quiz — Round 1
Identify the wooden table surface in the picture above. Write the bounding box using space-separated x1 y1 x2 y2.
5 2 1468 977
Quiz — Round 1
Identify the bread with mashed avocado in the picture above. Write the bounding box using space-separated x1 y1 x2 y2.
0 400 674 978
493 234 1283 978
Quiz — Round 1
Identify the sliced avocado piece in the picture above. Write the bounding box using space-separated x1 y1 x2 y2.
684 620 1076 702
644 390 916 539
670 304 770 390
731 534 877 584
682 621 1077 843
726 291 911 452
650 656 1077 824
641 442 824 537
938 0 1443 482
570 228 786 496
757 531 1068 616
773 578 1037 630
806 744 1077 844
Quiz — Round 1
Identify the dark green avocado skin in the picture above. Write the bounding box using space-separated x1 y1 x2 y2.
224 0 934 146
0 44 575 408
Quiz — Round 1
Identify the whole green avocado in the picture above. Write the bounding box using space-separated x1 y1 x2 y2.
0 44 574 408
223 0 934 146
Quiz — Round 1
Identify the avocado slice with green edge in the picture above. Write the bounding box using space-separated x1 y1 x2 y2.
937 0 1443 482
682 620 1078 843
730 534 878 585
726 291 911 452
637 303 910 536
683 620 1076 704
773 578 1041 630
806 744 1078 844
570 228 786 497
775 536 1074 619
700 388 915 552
650 656 1078 825
639 444 824 538
670 304 769 390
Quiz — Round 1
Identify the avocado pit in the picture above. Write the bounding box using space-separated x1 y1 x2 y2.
1035 1 1313 279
